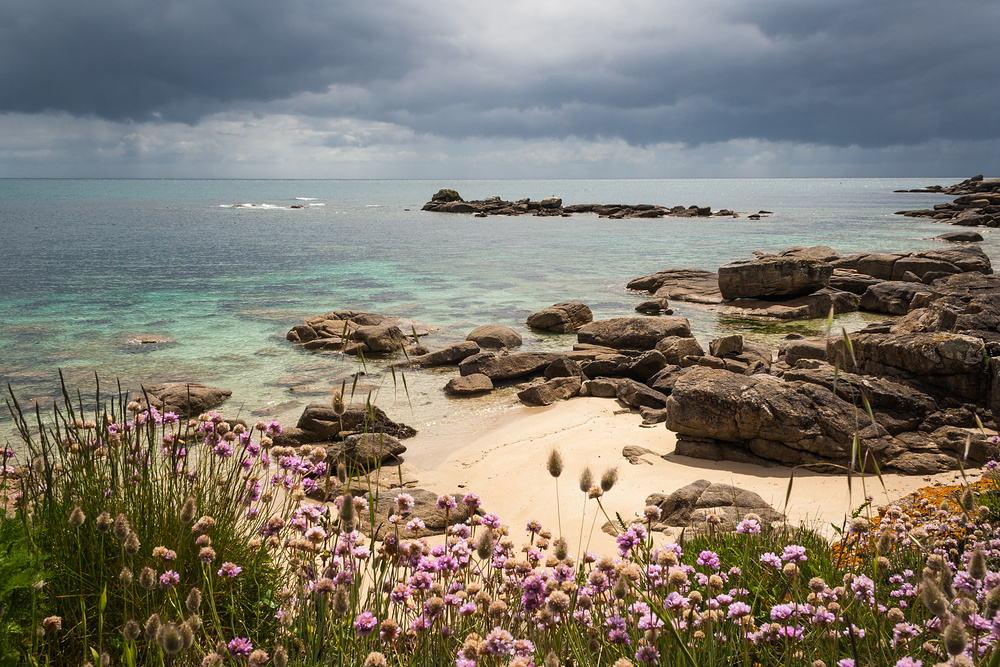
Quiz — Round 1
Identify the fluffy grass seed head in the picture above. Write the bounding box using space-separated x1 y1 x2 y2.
547 449 564 478
179 497 197 524
579 467 593 493
273 647 288 667
113 513 131 541
969 548 988 581
156 622 185 654
600 467 618 492
944 617 969 656
124 531 140 556
331 390 347 417
139 567 157 590
68 506 86 528
123 619 141 642
144 614 161 642
186 587 202 613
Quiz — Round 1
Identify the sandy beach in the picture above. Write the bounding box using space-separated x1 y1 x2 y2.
403 397 981 554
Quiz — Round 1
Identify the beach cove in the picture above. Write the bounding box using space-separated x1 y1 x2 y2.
2 177 998 543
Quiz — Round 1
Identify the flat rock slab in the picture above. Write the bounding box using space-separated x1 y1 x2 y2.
627 268 723 305
577 317 691 350
718 256 833 299
459 352 562 381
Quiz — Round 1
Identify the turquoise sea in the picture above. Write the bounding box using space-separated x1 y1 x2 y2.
0 178 991 443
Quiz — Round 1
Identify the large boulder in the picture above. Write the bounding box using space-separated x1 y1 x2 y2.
458 352 563 381
655 336 705 365
718 255 834 300
828 331 989 401
348 324 407 354
292 403 417 443
444 374 494 396
361 489 474 540
402 341 481 368
577 317 691 350
466 324 522 349
517 376 582 406
526 302 594 333
326 433 407 472
859 281 934 315
580 350 667 382
664 367 898 469
141 382 232 416
646 480 785 532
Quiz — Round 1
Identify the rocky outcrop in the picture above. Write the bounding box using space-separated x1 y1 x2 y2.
325 433 407 472
627 268 723 305
895 175 1000 228
718 254 834 299
466 324 522 349
444 374 494 396
526 302 594 332
577 317 692 350
421 189 743 219
398 341 481 368
644 480 785 533
141 382 231 416
361 488 474 540
629 244 991 322
517 376 582 406
717 288 860 320
286 310 437 354
458 351 563 381
832 246 992 283
280 403 417 446
662 366 992 473
935 230 984 243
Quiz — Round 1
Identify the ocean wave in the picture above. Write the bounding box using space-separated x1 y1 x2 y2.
295 197 317 201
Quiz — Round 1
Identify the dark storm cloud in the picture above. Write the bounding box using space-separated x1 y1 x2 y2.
0 0 423 121
3 0 998 149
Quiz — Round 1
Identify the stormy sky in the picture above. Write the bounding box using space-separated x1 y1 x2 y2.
2 0 998 178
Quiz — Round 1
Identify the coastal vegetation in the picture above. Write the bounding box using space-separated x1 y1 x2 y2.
3 380 1000 667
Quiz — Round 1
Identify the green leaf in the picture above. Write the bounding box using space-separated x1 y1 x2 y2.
99 583 107 613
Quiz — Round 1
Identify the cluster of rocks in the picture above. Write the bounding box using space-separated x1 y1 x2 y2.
663 280 1000 474
896 174 1000 228
285 310 438 355
629 244 993 319
421 189 747 219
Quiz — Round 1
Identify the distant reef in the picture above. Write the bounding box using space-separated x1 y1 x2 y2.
420 188 771 219
895 173 1000 228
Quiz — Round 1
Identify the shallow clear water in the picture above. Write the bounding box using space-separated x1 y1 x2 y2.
1 178 990 443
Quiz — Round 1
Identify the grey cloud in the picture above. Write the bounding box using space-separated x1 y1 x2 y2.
2 0 998 152
0 0 423 121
